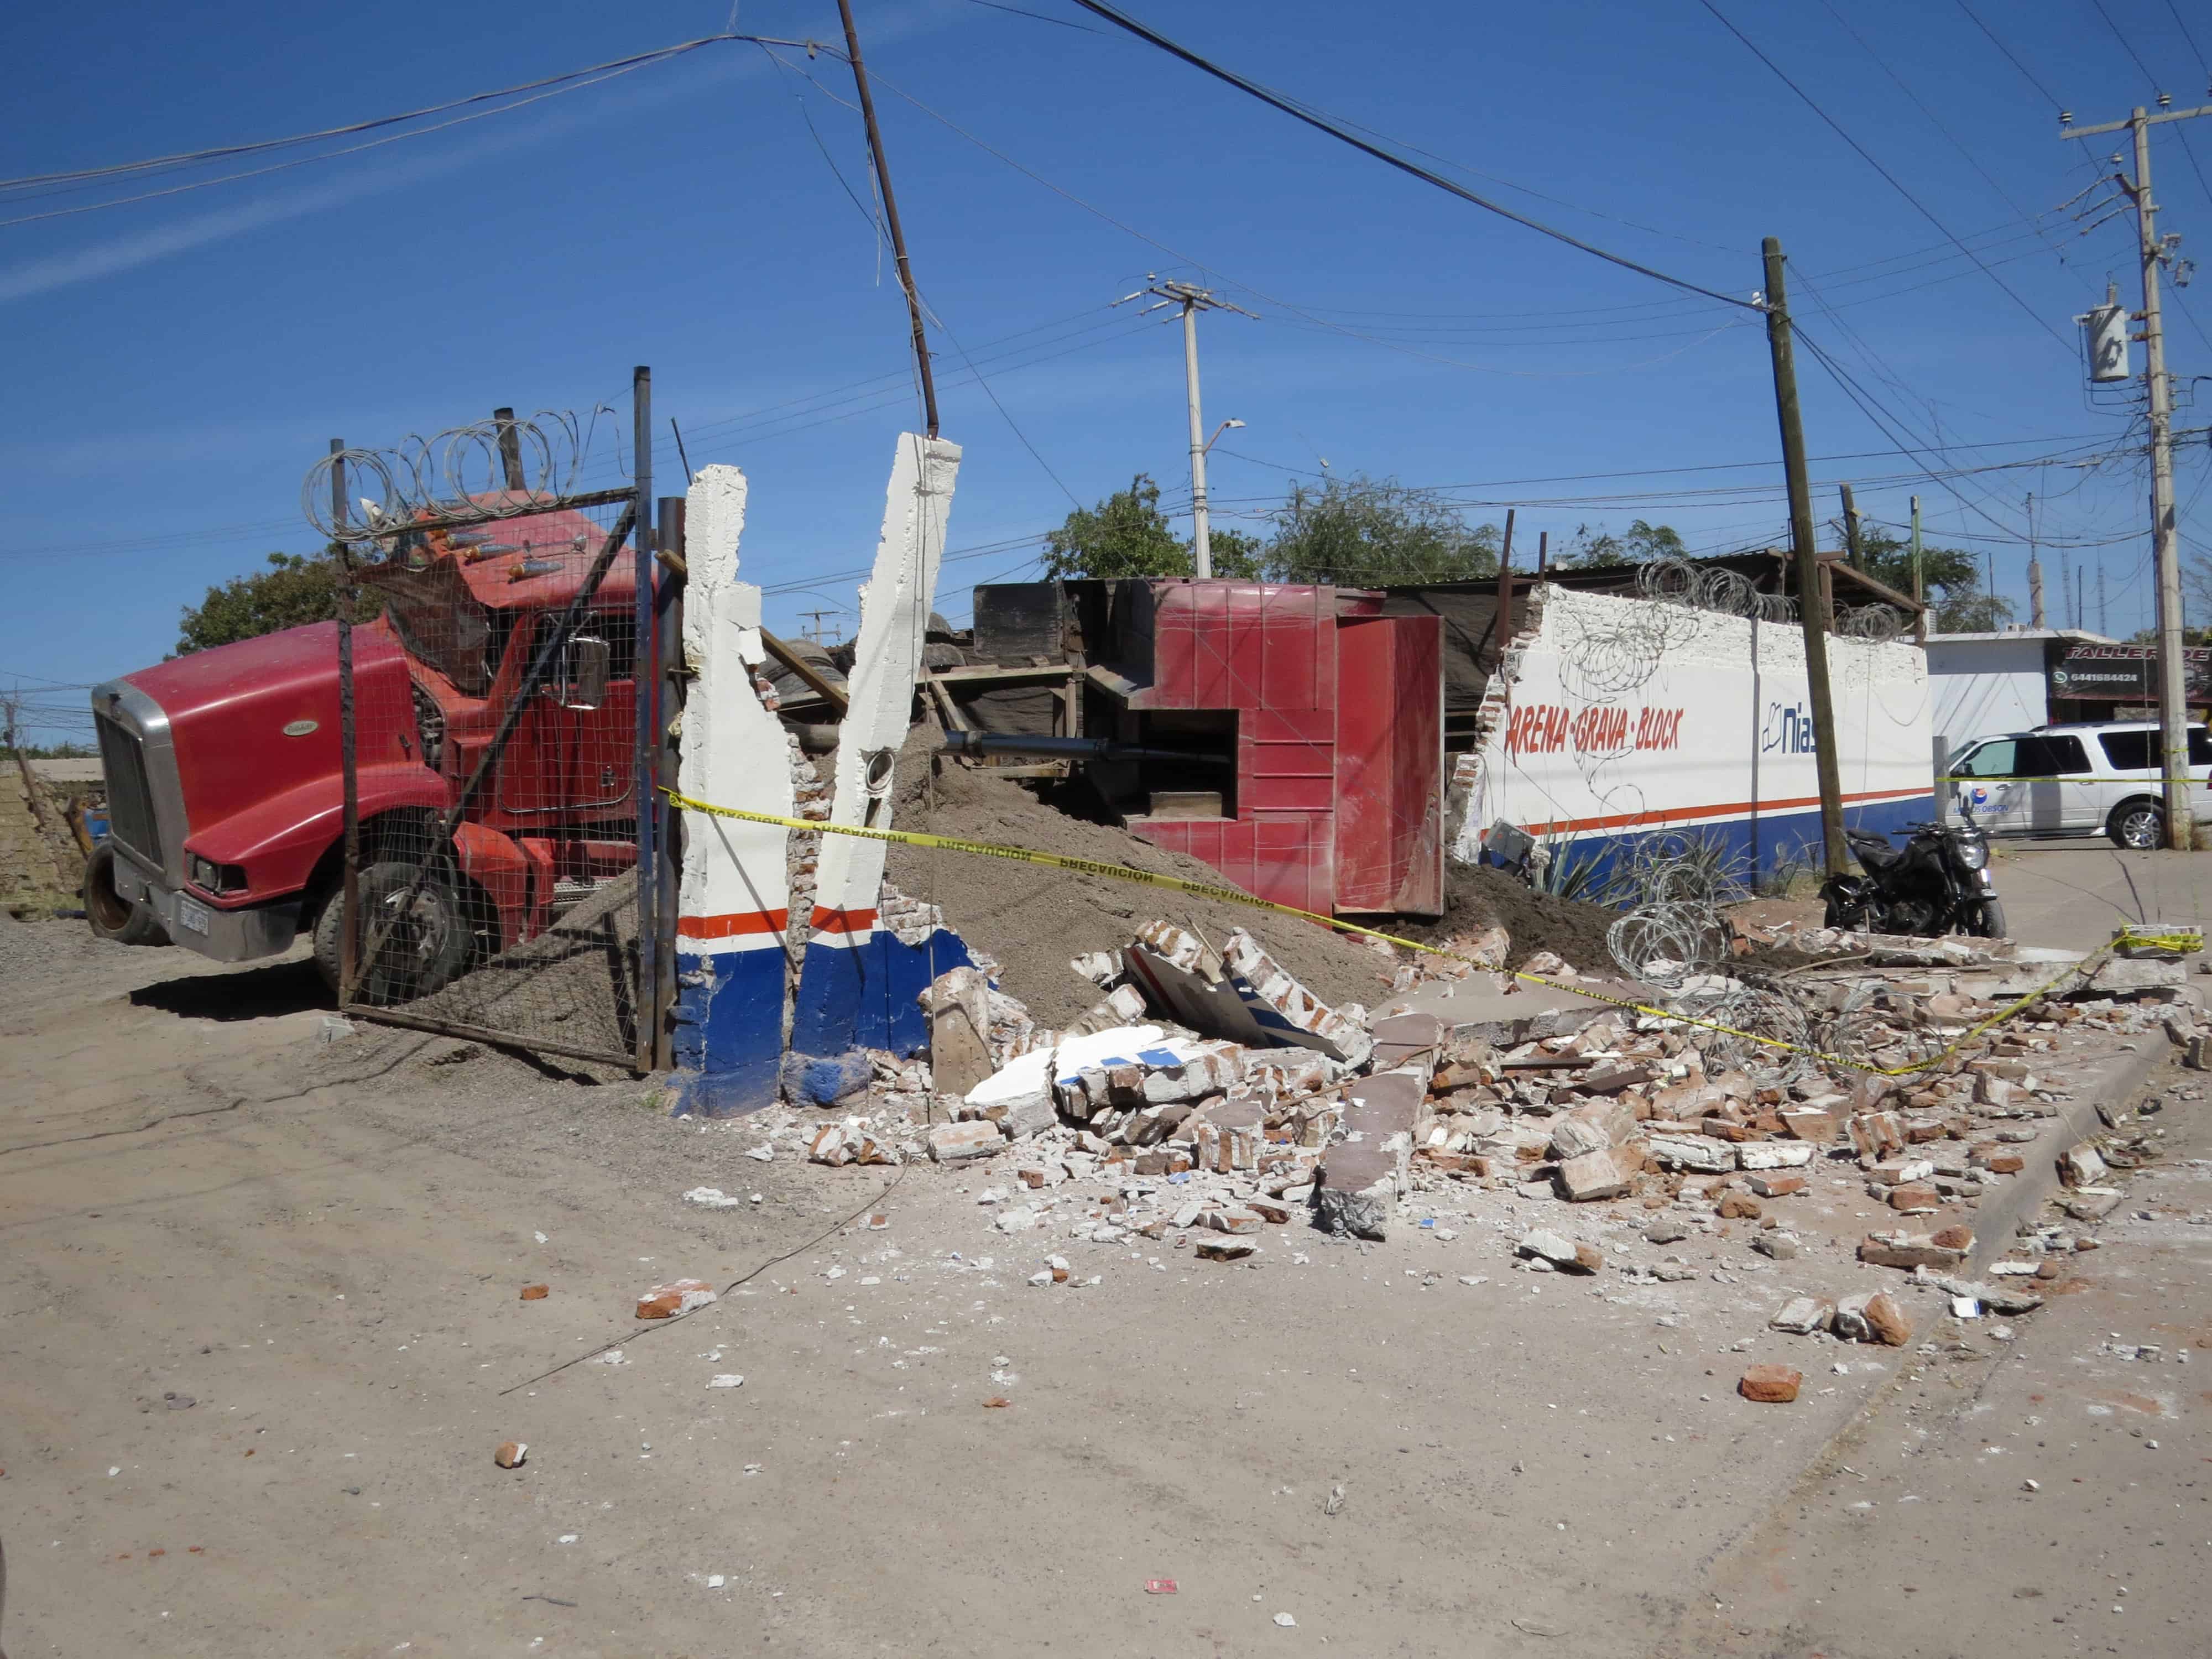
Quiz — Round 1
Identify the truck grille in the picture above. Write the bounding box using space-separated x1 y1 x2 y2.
96 711 163 870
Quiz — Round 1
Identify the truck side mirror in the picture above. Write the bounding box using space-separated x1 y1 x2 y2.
554 635 611 709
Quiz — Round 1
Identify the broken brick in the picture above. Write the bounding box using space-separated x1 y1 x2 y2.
635 1279 717 1319
494 1441 528 1468
519 1285 550 1301
1747 1172 1807 1199
1738 1364 1802 1404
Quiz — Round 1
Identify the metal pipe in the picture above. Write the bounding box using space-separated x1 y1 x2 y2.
654 493 686 1073
941 731 1231 765
332 437 359 1005
632 367 656 1075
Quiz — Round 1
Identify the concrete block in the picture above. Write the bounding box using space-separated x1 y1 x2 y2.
920 967 995 1099
637 1279 718 1319
1779 1108 1838 1142
1737 1141 1815 1172
1739 1364 1802 1403
1771 1297 1833 1334
928 1122 1003 1163
1557 1146 1634 1202
1647 1135 1735 1174
2059 1144 2109 1187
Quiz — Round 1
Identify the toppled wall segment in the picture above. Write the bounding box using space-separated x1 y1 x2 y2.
671 464 793 1114
792 434 970 1060
1121 920 1374 1069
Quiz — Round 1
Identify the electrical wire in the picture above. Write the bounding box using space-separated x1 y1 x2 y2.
1810 0 2093 298
0 33 822 227
1696 0 2076 354
1953 0 2067 112
1058 0 1759 314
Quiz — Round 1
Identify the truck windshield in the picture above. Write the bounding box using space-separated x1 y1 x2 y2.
359 557 496 696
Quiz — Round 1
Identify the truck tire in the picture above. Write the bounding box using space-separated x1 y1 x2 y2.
313 859 471 1004
2107 798 2164 850
84 843 170 947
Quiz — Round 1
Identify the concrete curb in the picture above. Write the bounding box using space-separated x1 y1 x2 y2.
1965 1036 2174 1275
1653 1032 2180 1659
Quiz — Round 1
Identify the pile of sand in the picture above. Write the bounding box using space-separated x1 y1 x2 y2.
883 728 1397 1027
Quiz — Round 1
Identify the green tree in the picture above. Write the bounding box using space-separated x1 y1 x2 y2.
1261 475 1499 585
1554 518 1687 568
1040 474 1260 580
1839 525 2012 632
175 549 351 656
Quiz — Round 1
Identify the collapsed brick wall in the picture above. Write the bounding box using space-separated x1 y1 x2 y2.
3 766 84 917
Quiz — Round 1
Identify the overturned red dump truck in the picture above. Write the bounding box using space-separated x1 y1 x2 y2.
87 504 640 998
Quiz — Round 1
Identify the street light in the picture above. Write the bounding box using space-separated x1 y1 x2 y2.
1203 418 1245 456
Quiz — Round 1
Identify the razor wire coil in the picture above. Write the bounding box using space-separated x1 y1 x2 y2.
302 407 622 542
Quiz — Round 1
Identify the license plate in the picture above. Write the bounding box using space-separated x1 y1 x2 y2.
177 899 211 935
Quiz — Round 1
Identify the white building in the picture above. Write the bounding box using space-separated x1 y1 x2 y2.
1924 628 2115 758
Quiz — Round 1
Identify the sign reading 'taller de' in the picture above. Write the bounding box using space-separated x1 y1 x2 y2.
2047 643 2212 702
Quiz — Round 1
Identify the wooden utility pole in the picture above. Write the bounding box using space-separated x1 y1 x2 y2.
1496 507 1516 660
836 0 939 438
1762 237 1848 877
2064 98 2208 849
1838 482 1862 567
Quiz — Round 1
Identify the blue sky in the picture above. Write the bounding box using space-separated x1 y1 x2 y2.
4 0 2210 741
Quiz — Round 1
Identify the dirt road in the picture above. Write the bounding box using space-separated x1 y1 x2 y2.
1662 1053 2212 1658
1 839 2200 1658
0 919 1921 1659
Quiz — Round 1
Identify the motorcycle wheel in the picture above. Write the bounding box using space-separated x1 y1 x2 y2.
1966 898 2007 938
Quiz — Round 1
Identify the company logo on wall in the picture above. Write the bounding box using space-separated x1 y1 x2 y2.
1504 703 1684 758
1761 701 1818 755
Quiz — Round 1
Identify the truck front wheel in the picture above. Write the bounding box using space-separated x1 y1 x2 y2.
84 843 171 947
312 860 472 1005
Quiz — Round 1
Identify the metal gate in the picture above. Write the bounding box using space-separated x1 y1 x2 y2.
309 377 664 1069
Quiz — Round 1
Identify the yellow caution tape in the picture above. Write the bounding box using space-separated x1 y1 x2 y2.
662 786 2122 1079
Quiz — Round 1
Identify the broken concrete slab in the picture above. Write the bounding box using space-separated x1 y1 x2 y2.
637 1279 718 1319
1771 1297 1833 1334
920 966 995 1099
1120 921 1373 1067
1556 1146 1635 1202
927 1121 1004 1163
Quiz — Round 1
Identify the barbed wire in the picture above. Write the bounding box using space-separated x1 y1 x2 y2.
301 408 623 541
1835 602 1909 643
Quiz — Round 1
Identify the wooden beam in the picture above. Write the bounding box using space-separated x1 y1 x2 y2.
1818 555 1924 615
922 669 971 734
758 628 849 717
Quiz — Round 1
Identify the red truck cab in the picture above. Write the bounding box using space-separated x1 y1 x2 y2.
89 505 639 994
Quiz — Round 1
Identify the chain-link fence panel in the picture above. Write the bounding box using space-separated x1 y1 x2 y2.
331 484 648 1068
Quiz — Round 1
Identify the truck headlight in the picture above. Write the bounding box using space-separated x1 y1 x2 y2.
188 854 247 894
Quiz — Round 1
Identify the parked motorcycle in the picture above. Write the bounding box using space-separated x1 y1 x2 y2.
1819 811 2006 938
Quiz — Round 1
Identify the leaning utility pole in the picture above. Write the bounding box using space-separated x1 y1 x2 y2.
2064 97 2208 849
1119 278 1256 577
2027 492 2046 628
1762 237 1848 877
836 0 938 438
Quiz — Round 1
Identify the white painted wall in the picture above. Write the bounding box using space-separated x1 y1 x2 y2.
1454 586 1933 867
809 432 962 926
675 463 793 940
1926 636 2049 747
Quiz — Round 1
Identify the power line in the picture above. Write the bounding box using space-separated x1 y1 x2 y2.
1058 0 1759 313
1810 0 2090 296
1696 0 2077 354
1953 0 2067 113
0 33 818 225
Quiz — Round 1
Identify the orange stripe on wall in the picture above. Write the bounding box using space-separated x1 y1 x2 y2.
676 909 790 939
809 906 879 935
1524 786 1928 837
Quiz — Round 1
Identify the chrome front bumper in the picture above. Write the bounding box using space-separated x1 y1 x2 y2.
108 855 300 963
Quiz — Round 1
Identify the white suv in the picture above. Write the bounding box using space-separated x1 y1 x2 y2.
1944 721 2212 848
